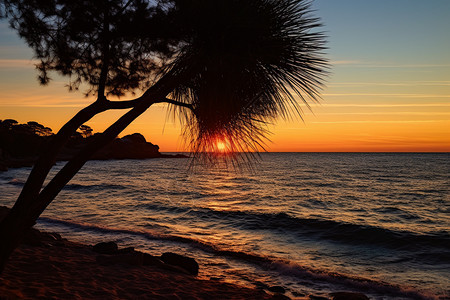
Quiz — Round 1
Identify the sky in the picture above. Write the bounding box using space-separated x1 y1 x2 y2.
0 0 449 152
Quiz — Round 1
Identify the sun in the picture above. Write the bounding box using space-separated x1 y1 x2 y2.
216 141 226 152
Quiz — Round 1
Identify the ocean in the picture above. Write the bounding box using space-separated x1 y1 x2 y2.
1 153 449 299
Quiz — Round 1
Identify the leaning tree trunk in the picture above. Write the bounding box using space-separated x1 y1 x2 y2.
0 72 178 275
0 101 108 271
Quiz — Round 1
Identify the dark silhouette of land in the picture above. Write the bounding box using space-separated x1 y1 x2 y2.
0 119 186 171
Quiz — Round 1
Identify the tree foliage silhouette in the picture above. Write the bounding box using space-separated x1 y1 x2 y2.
0 0 327 273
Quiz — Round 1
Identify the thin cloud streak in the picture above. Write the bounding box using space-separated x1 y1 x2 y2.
332 60 450 68
329 81 450 87
312 120 449 124
320 112 450 116
323 93 450 98
321 103 450 108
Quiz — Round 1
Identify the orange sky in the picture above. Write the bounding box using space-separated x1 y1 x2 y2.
1 1 449 152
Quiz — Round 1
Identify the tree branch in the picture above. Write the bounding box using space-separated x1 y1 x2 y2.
155 98 194 111
29 71 180 220
105 97 194 111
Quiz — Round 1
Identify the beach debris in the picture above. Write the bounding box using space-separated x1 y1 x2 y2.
160 252 199 276
92 241 119 254
330 291 369 300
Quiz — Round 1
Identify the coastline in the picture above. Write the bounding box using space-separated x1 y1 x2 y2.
0 229 281 300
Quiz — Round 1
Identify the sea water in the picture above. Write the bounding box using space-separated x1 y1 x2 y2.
1 153 449 299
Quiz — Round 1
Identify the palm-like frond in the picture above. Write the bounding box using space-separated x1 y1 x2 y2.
168 0 328 163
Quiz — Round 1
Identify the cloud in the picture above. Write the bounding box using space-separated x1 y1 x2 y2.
329 81 450 87
322 93 450 98
321 103 450 108
332 60 450 68
321 112 450 116
312 120 449 124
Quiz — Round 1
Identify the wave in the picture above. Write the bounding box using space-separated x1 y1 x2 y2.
36 217 435 299
63 183 129 191
134 202 450 251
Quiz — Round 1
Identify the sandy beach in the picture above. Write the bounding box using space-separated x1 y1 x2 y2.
0 232 282 300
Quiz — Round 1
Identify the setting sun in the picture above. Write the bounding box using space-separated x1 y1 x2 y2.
216 141 226 152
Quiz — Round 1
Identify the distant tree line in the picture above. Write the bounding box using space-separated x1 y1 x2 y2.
0 119 165 171
0 119 94 162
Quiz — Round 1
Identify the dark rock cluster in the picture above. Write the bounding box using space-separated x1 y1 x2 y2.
93 241 199 276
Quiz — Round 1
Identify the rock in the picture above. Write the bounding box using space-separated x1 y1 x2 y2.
0 206 9 221
92 241 118 254
292 291 306 297
330 292 369 300
23 228 46 246
142 253 164 267
160 252 199 276
117 246 135 254
121 133 147 144
268 286 286 294
254 281 269 290
209 277 222 281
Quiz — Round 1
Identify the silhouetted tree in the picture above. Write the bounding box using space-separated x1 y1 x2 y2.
0 119 18 129
0 0 327 273
77 125 94 139
26 121 53 136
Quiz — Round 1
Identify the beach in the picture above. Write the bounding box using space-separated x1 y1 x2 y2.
0 228 282 300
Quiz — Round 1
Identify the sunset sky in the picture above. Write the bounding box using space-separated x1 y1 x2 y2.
0 0 449 152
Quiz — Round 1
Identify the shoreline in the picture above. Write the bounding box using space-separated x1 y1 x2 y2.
0 228 282 300
0 225 374 300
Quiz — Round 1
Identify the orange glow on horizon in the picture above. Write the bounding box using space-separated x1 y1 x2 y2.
216 141 227 152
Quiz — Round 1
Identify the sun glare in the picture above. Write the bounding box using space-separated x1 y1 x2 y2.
216 141 226 152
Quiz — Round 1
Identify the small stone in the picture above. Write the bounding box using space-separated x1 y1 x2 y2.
209 277 222 281
23 228 42 246
92 241 118 254
160 252 199 275
254 281 269 290
117 246 135 254
268 286 286 294
292 291 306 297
